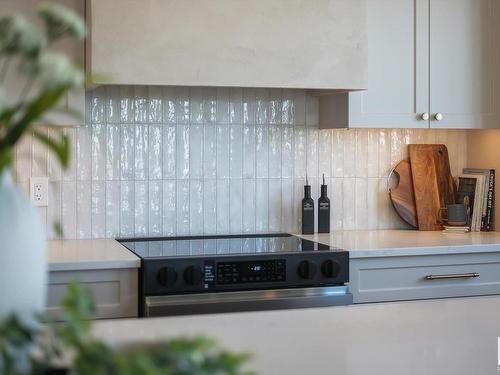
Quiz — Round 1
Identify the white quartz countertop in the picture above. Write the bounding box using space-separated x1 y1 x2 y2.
92 295 500 375
298 230 500 258
47 239 140 271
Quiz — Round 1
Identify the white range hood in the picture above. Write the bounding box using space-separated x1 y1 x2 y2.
86 0 367 91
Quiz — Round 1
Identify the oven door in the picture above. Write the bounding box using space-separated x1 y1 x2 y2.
144 286 352 317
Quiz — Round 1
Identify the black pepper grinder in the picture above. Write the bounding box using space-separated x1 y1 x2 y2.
318 174 330 233
302 174 314 234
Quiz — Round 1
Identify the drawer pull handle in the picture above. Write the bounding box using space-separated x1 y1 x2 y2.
425 272 480 280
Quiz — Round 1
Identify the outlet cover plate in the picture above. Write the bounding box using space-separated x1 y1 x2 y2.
30 177 48 207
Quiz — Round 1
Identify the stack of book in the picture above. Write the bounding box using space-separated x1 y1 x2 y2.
456 168 495 232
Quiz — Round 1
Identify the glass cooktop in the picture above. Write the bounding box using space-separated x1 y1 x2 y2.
118 234 342 259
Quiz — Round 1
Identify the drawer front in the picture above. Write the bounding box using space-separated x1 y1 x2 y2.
47 268 138 320
350 253 500 303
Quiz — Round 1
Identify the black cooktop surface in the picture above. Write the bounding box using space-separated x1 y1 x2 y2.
119 233 343 259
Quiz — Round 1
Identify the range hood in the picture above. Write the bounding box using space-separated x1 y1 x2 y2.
87 0 367 91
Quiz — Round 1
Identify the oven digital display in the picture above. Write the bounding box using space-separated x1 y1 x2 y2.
217 260 286 284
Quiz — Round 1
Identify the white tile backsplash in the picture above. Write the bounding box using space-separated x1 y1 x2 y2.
15 86 469 239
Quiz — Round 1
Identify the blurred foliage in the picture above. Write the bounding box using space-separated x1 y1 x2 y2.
0 2 86 176
0 282 254 375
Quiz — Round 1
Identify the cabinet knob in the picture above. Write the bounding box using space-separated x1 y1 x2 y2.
434 113 444 121
420 113 429 121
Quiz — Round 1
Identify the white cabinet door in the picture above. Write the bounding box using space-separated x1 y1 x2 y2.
429 0 500 129
347 0 429 128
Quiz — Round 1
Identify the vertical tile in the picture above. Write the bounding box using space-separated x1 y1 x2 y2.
355 129 368 178
120 124 135 180
190 87 204 124
77 124 91 180
105 124 120 180
281 126 294 178
216 87 230 124
268 179 282 232
242 179 256 233
367 178 379 229
377 178 392 229
190 180 203 234
281 89 294 125
306 128 319 177
91 123 106 180
134 181 148 236
189 125 204 178
390 129 404 168
217 125 230 178
230 125 243 178
367 130 380 178
149 180 162 236
255 125 269 178
204 87 217 124
242 125 255 178
119 86 135 123
176 125 190 179
63 127 77 181
281 179 294 232
318 130 331 178
293 179 304 232
216 179 230 234
32 127 48 177
162 86 176 124
305 94 319 126
119 181 134 237
255 88 269 125
89 86 105 123
331 178 343 230
229 87 243 125
294 127 307 177
176 180 190 235
175 86 190 124
255 180 269 232
148 86 163 123
76 181 91 239
162 180 176 235
342 178 356 230
162 125 176 179
378 129 391 178
268 89 282 125
294 90 306 126
203 180 217 234
61 180 77 239
133 86 148 123
331 130 344 178
269 126 282 178
343 129 356 178
230 179 243 234
149 125 162 179
355 178 368 230
105 86 120 124
204 125 217 179
105 180 120 238
242 88 256 125
91 181 106 238
47 181 61 239
134 124 149 180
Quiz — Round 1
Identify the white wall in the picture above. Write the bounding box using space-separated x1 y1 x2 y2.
14 86 468 239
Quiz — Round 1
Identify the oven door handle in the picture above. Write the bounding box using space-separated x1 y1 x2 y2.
144 286 352 317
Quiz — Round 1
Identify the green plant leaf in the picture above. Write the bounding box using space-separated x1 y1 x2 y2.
32 128 70 169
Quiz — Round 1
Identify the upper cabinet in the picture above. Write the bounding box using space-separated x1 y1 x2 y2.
320 0 500 129
86 0 368 91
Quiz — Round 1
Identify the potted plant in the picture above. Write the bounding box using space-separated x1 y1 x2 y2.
0 3 84 320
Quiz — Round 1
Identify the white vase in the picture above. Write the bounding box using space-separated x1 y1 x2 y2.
0 169 46 322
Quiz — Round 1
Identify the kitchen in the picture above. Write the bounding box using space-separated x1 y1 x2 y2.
1 0 500 374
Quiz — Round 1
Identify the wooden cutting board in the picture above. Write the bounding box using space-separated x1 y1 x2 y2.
409 144 456 231
389 160 418 228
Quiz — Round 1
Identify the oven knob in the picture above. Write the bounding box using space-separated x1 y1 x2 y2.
183 265 203 286
157 267 178 287
321 259 341 278
297 260 317 280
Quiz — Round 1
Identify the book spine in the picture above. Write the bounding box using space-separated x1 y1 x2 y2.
485 170 495 231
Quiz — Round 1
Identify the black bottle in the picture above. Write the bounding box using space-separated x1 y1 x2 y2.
318 174 330 233
302 175 314 234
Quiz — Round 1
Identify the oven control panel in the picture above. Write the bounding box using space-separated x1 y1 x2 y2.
215 259 286 284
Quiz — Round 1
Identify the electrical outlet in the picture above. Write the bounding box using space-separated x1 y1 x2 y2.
30 177 49 207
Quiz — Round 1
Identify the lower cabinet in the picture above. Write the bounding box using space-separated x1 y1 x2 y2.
350 252 500 303
47 268 138 320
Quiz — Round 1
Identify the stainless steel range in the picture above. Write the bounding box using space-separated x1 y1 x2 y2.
119 233 351 317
